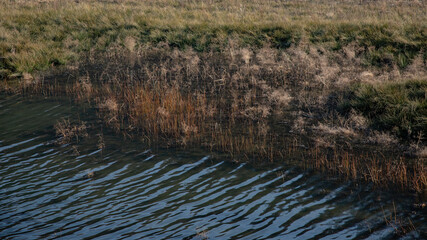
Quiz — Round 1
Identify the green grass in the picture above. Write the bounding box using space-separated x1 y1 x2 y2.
1 0 426 75
308 23 427 67
344 80 427 140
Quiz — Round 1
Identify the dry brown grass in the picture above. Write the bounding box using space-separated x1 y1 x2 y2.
309 148 427 192
127 86 202 141
5 45 426 193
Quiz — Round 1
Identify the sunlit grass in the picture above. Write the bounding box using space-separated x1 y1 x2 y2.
1 0 426 75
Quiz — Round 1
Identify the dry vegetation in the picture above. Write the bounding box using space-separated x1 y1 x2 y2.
1 0 426 192
8 45 426 193
54 118 88 144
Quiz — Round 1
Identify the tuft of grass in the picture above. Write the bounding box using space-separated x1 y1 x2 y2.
54 118 88 144
344 80 427 140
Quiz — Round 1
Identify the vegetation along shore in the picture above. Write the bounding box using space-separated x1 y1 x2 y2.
1 0 426 193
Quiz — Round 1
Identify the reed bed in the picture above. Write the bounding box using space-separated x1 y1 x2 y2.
309 148 427 193
4 45 425 193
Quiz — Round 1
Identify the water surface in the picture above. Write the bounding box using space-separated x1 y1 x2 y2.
0 96 424 239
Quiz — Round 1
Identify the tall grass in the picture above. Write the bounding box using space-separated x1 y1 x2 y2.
5 46 425 192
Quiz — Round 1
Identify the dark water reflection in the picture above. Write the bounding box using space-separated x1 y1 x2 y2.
0 96 424 239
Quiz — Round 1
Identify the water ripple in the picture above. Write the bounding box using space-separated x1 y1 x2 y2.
0 96 423 239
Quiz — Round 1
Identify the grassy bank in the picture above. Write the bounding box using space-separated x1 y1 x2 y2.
1 0 426 76
1 0 426 193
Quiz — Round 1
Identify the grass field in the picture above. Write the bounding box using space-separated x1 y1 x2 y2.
1 0 426 74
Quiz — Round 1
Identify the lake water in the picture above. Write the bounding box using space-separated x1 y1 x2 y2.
0 95 424 239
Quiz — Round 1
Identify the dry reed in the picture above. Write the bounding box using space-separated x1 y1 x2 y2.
4 45 426 193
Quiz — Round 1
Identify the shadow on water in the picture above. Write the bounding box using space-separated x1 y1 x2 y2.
0 95 425 239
